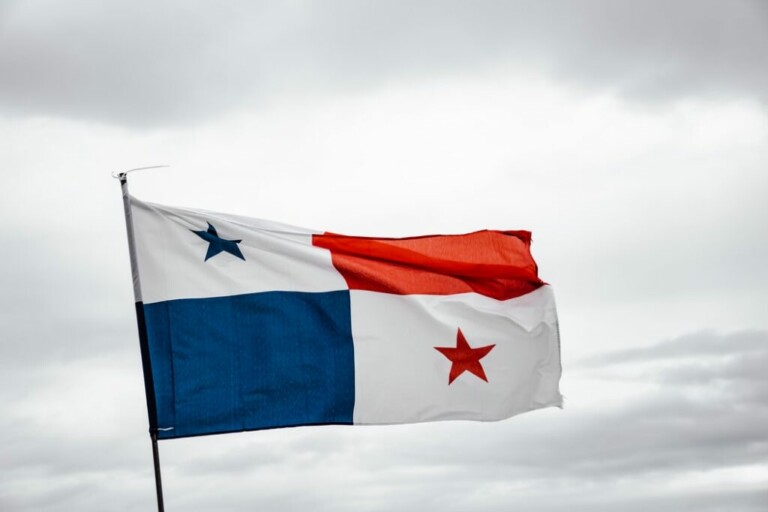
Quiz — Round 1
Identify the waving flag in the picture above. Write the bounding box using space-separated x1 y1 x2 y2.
128 196 562 439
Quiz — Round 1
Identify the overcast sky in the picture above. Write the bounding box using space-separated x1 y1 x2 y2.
1 1 767 511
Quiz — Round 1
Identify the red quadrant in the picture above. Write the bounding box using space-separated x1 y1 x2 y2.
312 230 543 301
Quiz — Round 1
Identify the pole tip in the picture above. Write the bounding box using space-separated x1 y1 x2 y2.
112 165 170 182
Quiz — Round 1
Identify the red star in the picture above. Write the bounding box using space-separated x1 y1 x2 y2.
435 328 496 385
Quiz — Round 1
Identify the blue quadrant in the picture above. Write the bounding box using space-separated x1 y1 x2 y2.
142 290 355 439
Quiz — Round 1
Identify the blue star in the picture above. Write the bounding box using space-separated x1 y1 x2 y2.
191 222 245 261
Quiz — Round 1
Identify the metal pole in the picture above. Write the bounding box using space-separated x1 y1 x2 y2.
116 169 167 512
150 432 166 512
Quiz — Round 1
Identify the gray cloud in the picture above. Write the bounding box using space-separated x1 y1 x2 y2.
0 231 135 372
1 0 766 127
579 329 768 366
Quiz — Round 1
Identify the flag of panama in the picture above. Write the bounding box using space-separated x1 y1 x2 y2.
128 196 562 439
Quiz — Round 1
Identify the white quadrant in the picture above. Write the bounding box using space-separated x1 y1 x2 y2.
131 197 347 304
351 285 562 424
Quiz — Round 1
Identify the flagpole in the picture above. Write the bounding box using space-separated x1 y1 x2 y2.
115 167 168 512
150 431 165 512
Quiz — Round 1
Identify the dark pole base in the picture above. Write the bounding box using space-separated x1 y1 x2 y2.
151 432 165 512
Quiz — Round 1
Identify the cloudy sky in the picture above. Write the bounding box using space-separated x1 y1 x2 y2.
1 1 767 510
